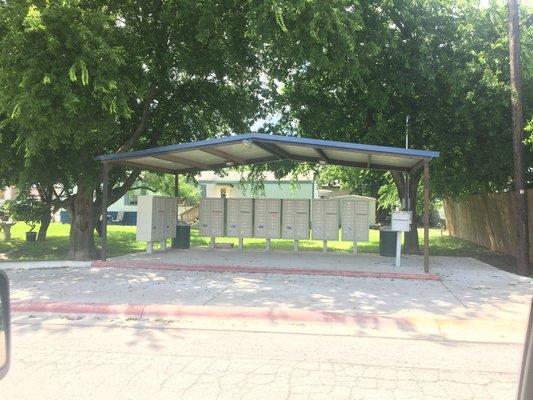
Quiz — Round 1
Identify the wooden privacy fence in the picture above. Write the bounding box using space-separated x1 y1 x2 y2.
443 189 533 262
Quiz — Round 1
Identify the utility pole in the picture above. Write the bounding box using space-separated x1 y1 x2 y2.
508 0 529 275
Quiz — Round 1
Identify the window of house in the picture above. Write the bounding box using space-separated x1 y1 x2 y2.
220 188 227 198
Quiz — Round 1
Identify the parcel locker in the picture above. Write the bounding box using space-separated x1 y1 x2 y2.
199 198 226 237
254 199 281 239
311 199 339 241
226 198 253 238
341 199 369 242
282 199 310 240
136 196 178 251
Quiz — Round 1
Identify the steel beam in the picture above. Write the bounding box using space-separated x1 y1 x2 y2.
315 148 331 163
200 147 246 164
153 154 210 170
252 141 292 159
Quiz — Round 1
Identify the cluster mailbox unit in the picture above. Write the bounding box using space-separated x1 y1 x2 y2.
340 199 370 253
311 199 340 251
282 199 310 250
254 199 282 250
226 198 253 249
199 198 226 247
136 195 178 253
197 197 374 253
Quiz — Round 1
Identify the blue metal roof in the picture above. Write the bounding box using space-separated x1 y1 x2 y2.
96 133 439 173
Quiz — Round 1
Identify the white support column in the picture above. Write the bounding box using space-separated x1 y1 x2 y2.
395 231 402 267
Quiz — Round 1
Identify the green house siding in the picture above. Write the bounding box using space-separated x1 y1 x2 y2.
237 181 314 199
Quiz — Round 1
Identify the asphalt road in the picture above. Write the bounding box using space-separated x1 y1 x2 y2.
0 316 522 400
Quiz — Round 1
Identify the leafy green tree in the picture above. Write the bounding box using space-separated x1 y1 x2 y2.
0 0 263 259
258 1 532 253
139 173 200 205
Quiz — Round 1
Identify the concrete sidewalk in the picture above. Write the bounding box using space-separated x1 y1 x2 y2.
5 255 532 342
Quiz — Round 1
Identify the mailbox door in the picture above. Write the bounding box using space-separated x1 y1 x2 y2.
340 200 355 241
355 214 369 242
210 198 225 236
199 198 211 236
294 200 310 240
266 199 281 238
324 200 339 240
254 199 268 238
239 199 253 237
281 199 295 239
311 200 325 240
226 199 239 238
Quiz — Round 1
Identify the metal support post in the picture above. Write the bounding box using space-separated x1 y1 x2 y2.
101 162 109 261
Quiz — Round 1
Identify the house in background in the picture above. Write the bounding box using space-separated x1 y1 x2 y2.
0 186 17 207
197 171 317 199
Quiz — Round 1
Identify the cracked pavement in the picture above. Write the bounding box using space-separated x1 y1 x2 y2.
0 317 522 400
1 253 531 399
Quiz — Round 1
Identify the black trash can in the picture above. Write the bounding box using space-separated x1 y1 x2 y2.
379 228 397 257
172 221 191 249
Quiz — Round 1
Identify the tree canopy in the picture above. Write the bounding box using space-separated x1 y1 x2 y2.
0 0 531 258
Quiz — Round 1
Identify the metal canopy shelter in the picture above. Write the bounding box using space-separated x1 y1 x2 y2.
96 133 439 270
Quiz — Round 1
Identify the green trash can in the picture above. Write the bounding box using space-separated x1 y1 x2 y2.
379 228 397 257
172 221 191 249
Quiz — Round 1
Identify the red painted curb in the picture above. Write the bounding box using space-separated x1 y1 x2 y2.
91 260 440 281
11 301 417 329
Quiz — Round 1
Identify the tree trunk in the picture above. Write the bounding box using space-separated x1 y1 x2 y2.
392 171 421 255
69 182 98 260
37 209 52 241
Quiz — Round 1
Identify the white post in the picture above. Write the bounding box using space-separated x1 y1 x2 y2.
266 238 271 251
322 240 327 253
146 241 153 254
210 237 215 249
353 241 358 254
239 237 243 250
395 231 402 267
161 239 166 251
294 240 299 251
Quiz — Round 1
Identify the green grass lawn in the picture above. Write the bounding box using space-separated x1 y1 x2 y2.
0 222 505 264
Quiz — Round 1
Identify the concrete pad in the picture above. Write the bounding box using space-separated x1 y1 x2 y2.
110 248 429 274
93 260 440 280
